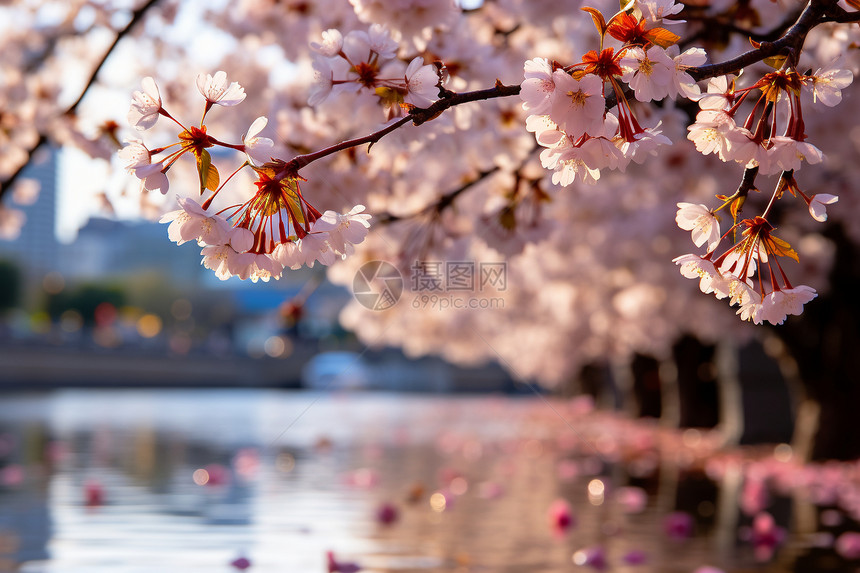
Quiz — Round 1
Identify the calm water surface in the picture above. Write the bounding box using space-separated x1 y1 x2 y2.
0 390 851 572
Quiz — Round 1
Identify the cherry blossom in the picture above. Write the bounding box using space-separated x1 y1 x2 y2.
808 193 839 222
675 203 720 250
118 139 168 194
403 57 439 108
667 46 706 99
520 58 555 115
159 197 229 247
127 77 162 131
759 286 818 325
196 71 247 107
243 116 275 165
635 0 685 27
548 71 605 138
313 205 372 254
673 254 729 296
620 46 674 102
808 61 854 107
310 29 344 57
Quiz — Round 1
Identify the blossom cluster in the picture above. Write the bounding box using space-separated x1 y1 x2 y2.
519 0 703 187
687 64 853 175
309 24 441 118
515 0 855 326
672 191 838 325
672 60 852 324
120 73 371 282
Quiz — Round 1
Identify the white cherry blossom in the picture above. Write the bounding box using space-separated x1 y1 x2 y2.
675 202 721 250
159 197 230 246
673 253 729 295
520 58 555 115
759 286 817 325
118 139 168 194
298 232 337 267
310 29 344 57
127 77 162 131
243 116 275 164
635 0 685 27
196 71 246 107
667 46 707 99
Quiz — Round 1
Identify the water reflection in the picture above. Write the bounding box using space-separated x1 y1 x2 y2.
0 391 857 572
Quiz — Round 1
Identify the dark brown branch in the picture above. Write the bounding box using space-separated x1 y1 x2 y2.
821 4 860 23
410 82 523 126
689 0 839 80
682 6 805 46
0 0 161 201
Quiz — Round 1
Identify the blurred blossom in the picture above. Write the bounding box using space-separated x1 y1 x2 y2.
548 498 575 532
230 555 251 570
616 486 648 514
835 532 860 559
477 481 504 500
663 511 694 540
622 549 648 565
84 479 104 507
327 551 361 573
11 178 39 205
375 502 399 525
572 546 607 570
343 467 379 489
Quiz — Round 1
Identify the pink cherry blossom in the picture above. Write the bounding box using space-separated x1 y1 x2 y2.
403 57 438 108
549 71 605 138
520 58 555 115
808 193 838 222
620 46 674 102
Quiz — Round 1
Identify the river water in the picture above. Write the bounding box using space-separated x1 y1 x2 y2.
0 390 855 572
